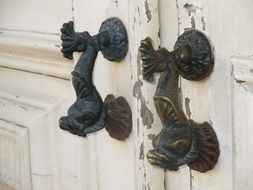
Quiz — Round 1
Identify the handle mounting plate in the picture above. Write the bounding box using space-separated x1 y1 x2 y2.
174 30 213 81
99 17 128 62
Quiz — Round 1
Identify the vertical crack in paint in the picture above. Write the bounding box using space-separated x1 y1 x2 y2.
201 16 206 31
139 142 144 160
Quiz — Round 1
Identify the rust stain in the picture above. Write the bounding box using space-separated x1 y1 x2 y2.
185 97 191 118
139 142 144 160
145 0 152 23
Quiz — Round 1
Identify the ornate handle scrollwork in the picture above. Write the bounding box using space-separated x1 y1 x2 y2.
139 30 219 172
59 17 132 141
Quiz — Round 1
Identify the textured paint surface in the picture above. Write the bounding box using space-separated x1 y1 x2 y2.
130 0 165 189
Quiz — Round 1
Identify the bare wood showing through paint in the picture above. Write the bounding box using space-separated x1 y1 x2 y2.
1 0 253 189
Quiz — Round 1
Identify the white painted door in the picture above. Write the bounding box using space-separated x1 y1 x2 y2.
0 0 252 190
0 1 75 190
159 0 253 190
0 1 137 190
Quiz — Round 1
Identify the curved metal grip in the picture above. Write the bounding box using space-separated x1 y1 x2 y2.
59 17 132 140
139 30 219 172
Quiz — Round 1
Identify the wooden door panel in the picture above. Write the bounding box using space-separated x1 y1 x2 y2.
0 30 72 79
0 0 72 34
0 0 252 189
0 68 79 190
0 119 31 190
232 56 253 190
72 1 137 189
159 0 253 190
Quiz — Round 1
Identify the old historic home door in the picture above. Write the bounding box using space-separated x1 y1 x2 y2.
0 0 253 190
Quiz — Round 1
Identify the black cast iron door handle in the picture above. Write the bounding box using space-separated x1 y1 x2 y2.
139 30 220 172
59 17 132 141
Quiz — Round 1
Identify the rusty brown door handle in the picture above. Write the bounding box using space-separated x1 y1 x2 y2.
59 17 132 141
139 30 219 172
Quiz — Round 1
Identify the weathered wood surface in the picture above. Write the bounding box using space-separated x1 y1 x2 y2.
160 0 253 190
129 0 165 190
1 0 253 189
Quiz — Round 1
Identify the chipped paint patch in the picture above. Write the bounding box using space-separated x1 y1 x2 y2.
139 142 144 160
112 0 118 7
137 118 140 134
140 101 154 129
183 3 206 31
133 80 143 99
185 97 191 118
235 79 246 84
145 0 152 23
137 6 140 16
133 52 154 129
148 133 156 140
133 81 154 129
191 17 196 29
133 16 136 30
183 3 201 16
